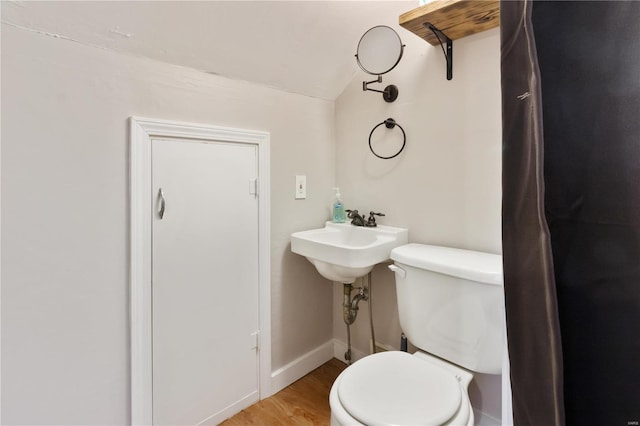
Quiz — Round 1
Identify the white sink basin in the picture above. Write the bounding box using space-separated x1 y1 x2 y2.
291 222 408 283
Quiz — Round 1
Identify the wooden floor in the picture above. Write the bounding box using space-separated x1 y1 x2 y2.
221 358 347 425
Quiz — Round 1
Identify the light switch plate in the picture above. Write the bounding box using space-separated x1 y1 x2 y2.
295 175 306 199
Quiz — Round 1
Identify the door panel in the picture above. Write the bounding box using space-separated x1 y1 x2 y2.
151 138 259 425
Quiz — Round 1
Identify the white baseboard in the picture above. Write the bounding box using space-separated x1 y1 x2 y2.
198 391 258 425
332 339 368 364
270 340 334 395
268 338 374 397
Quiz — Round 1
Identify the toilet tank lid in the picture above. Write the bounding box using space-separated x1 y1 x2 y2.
391 243 503 286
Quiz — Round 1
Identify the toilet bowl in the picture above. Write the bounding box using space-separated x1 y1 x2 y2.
329 351 474 426
329 243 504 426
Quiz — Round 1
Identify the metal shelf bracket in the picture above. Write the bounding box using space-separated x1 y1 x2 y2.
424 23 453 80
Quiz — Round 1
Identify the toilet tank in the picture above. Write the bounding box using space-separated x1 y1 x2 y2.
390 244 504 374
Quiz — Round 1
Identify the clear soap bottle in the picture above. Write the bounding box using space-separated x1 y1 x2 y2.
332 188 347 223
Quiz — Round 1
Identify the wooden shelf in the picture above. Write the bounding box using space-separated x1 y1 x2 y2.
399 0 500 46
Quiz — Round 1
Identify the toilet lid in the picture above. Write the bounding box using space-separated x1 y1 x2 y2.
338 351 461 426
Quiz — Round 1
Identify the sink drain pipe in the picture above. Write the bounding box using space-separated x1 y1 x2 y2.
342 272 376 365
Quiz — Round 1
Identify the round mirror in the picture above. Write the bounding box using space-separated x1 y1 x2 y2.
356 26 404 75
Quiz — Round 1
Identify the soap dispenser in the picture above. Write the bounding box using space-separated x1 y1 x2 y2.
332 188 347 223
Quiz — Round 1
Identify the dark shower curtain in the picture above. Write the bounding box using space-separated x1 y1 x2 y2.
501 1 640 425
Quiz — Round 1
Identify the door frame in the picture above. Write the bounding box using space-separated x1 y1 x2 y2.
129 117 271 425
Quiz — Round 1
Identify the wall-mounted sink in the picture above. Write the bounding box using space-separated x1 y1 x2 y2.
291 222 408 283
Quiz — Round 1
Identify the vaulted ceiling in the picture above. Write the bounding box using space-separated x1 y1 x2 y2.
2 1 417 100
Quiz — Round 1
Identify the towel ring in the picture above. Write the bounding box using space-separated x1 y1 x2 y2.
368 118 406 159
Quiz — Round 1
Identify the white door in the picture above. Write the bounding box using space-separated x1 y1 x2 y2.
151 138 259 425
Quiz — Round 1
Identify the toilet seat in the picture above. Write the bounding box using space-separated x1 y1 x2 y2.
336 351 464 426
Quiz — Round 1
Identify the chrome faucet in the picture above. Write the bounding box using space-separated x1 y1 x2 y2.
346 209 366 226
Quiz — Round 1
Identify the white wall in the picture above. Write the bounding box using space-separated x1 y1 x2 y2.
333 25 503 423
1 24 334 424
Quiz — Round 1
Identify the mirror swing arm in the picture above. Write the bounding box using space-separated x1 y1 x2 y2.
361 75 399 103
424 23 453 80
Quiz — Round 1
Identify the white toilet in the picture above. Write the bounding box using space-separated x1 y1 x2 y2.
330 243 503 426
